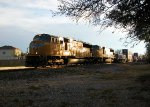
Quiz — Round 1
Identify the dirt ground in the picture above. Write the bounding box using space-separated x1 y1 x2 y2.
0 63 150 107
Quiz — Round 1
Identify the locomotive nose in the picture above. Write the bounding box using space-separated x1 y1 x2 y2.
29 41 45 54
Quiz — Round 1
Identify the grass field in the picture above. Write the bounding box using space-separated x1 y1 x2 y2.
0 63 150 107
0 59 25 67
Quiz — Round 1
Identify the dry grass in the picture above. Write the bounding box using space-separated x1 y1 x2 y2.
0 63 150 107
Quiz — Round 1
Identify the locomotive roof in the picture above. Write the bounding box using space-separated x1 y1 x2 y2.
35 34 58 38
34 34 101 49
33 34 60 42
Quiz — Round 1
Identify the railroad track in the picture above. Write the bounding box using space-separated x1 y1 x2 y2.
0 63 105 72
0 66 35 72
0 65 65 72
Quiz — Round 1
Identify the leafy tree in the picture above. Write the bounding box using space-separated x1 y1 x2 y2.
54 0 150 43
146 42 150 62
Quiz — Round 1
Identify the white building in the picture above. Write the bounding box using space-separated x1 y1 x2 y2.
0 46 22 60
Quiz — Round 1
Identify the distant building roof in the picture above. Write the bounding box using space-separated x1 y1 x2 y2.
0 45 17 50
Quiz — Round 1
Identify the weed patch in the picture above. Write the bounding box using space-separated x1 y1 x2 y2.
28 85 40 90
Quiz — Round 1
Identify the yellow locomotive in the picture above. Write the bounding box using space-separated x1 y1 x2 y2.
25 34 114 67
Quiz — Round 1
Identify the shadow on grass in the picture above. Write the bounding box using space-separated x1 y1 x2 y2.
136 74 150 91
128 74 150 104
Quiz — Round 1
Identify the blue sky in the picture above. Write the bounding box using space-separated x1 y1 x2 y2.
0 0 146 54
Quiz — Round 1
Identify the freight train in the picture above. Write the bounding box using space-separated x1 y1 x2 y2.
114 49 133 63
25 34 115 67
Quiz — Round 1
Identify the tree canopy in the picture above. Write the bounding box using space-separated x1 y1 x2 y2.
146 42 150 62
54 0 150 43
